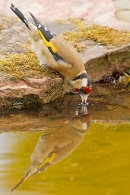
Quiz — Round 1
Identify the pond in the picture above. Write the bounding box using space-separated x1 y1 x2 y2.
0 92 130 195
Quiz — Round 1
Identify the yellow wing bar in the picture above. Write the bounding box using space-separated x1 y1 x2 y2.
38 29 57 53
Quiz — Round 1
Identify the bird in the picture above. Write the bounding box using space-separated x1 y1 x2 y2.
10 3 92 104
10 114 91 192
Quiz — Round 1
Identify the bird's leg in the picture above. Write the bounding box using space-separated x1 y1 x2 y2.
75 101 89 115
81 102 88 114
80 94 89 105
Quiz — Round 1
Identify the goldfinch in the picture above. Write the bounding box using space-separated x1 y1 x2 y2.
11 114 91 192
10 3 92 104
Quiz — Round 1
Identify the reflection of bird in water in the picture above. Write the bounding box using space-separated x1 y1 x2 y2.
11 114 91 192
10 4 92 105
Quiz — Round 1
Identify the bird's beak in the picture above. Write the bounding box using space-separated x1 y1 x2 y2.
80 94 89 104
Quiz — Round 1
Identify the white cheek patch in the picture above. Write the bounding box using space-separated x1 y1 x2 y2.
82 78 88 87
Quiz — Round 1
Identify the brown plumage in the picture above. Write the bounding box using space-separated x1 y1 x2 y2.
10 3 92 104
10 114 91 192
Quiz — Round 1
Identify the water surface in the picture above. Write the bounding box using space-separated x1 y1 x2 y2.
0 93 130 195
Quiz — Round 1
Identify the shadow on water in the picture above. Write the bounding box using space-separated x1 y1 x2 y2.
0 92 130 195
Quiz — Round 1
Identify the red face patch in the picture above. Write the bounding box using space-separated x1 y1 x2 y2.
75 88 81 93
83 86 92 94
75 87 92 94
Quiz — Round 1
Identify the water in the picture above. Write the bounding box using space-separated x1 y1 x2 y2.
0 93 130 195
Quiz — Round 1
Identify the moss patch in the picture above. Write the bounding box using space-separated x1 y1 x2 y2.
0 51 59 79
59 18 130 51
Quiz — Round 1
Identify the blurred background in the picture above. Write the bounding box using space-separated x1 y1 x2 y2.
0 0 130 25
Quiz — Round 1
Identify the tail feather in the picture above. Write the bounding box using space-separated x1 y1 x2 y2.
10 168 35 193
10 176 26 193
10 3 30 30
29 12 54 41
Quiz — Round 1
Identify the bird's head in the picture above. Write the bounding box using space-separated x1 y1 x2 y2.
71 72 92 104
